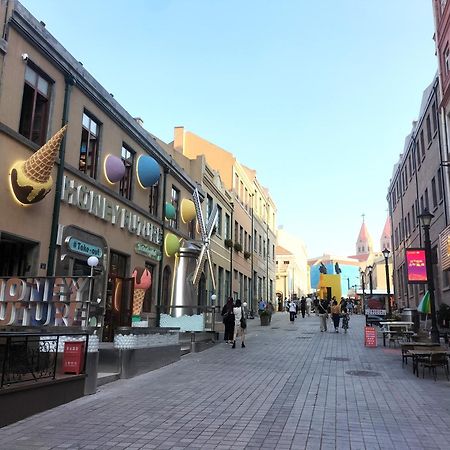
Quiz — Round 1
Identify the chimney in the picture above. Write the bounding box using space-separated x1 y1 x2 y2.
134 117 144 127
174 126 184 153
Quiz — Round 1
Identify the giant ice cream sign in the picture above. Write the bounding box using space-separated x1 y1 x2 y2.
10 125 67 205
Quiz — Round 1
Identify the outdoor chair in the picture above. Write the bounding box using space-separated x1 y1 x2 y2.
401 343 416 367
422 352 449 381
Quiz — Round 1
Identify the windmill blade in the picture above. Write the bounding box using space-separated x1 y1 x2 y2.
192 244 207 286
206 205 218 239
192 188 207 239
206 248 216 291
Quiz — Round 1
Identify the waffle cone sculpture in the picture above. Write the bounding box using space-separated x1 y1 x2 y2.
132 267 152 317
10 125 68 204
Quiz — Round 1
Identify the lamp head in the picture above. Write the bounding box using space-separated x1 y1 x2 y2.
367 265 373 273
418 209 434 228
382 247 390 259
87 256 99 268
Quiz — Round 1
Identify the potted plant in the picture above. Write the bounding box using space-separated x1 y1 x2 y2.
259 309 270 326
224 238 233 249
233 242 243 252
244 251 251 259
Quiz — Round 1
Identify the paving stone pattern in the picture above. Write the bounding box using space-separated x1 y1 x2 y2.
1 314 450 449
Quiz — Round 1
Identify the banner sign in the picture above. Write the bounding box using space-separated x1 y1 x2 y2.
364 326 377 347
406 248 427 283
0 276 98 327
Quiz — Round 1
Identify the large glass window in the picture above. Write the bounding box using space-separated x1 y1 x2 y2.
119 144 134 200
149 182 159 216
19 65 51 145
79 112 100 178
225 214 230 239
216 205 222 236
168 186 180 229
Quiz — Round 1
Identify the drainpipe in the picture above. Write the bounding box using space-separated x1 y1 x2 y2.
156 167 168 327
229 202 234 297
47 75 75 275
250 195 254 313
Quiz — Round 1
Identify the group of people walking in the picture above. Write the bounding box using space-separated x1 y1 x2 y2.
318 297 350 333
221 297 247 348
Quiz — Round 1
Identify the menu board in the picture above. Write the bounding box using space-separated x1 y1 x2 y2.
364 326 377 347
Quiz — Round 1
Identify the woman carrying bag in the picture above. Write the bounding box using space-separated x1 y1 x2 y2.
232 299 246 348
221 297 235 344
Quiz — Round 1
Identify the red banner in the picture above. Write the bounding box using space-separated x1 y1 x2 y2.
364 326 377 347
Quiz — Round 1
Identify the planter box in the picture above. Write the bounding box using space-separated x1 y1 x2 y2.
260 316 270 326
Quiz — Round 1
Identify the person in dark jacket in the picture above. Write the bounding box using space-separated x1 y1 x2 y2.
300 296 306 318
221 297 235 344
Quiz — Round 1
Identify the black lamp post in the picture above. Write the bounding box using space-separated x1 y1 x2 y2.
418 209 439 344
360 269 366 320
367 265 373 296
382 248 392 318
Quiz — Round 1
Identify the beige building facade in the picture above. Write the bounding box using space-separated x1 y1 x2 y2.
173 127 277 313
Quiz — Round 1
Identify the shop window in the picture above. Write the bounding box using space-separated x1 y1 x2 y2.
216 205 222 236
188 218 196 238
161 266 172 313
19 65 51 146
79 111 100 178
168 186 180 229
149 182 159 216
142 263 155 313
119 144 134 200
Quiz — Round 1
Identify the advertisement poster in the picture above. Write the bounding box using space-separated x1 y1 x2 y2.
364 294 387 316
406 248 427 283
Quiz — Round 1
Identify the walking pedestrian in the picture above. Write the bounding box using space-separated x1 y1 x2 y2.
289 299 297 323
258 298 266 315
318 298 329 332
232 299 246 348
306 295 312 316
331 298 341 333
221 297 235 344
300 296 306 318
341 307 349 333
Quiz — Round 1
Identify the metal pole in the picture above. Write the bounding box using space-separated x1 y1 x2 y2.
361 271 366 321
384 255 392 318
423 224 440 343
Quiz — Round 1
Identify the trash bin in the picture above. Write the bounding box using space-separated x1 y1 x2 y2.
401 308 420 332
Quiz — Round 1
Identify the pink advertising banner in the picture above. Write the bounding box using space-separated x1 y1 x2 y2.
406 248 427 283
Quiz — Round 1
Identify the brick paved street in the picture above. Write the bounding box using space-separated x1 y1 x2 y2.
1 314 450 450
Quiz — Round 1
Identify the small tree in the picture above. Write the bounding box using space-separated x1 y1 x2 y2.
244 251 251 259
233 242 243 252
224 238 233 249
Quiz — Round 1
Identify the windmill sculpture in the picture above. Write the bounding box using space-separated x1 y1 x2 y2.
191 188 218 290
170 188 218 317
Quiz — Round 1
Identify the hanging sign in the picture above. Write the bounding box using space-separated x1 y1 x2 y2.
66 237 103 258
134 242 162 261
405 248 427 283
364 326 377 347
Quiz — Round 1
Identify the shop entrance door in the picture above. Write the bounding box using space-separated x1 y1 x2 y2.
0 233 37 276
102 276 134 342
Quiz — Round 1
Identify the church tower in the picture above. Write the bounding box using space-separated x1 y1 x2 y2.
380 216 391 252
356 215 373 257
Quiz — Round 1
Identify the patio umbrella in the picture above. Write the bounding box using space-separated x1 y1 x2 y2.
417 291 431 330
417 291 431 314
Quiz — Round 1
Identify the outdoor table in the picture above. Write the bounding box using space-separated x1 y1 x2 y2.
382 330 415 347
380 321 413 331
407 349 448 377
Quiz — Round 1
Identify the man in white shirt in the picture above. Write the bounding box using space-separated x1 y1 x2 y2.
305 295 312 317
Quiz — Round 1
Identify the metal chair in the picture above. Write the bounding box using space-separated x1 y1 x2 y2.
422 352 449 381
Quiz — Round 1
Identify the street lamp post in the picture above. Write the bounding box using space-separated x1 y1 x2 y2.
360 269 366 321
382 248 392 318
367 265 373 296
418 209 439 344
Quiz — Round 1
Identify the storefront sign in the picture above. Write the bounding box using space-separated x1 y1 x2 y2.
0 276 96 327
66 237 103 258
135 242 162 261
405 248 427 283
61 176 163 245
364 326 377 347
439 225 450 271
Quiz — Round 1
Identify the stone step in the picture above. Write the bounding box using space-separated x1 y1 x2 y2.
97 372 120 387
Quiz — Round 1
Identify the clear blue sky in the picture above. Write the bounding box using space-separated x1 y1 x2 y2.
20 0 437 257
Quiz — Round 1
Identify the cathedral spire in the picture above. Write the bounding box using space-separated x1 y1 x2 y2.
356 215 373 256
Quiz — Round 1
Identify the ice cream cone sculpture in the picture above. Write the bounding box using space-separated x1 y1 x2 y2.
132 267 152 317
10 125 68 205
